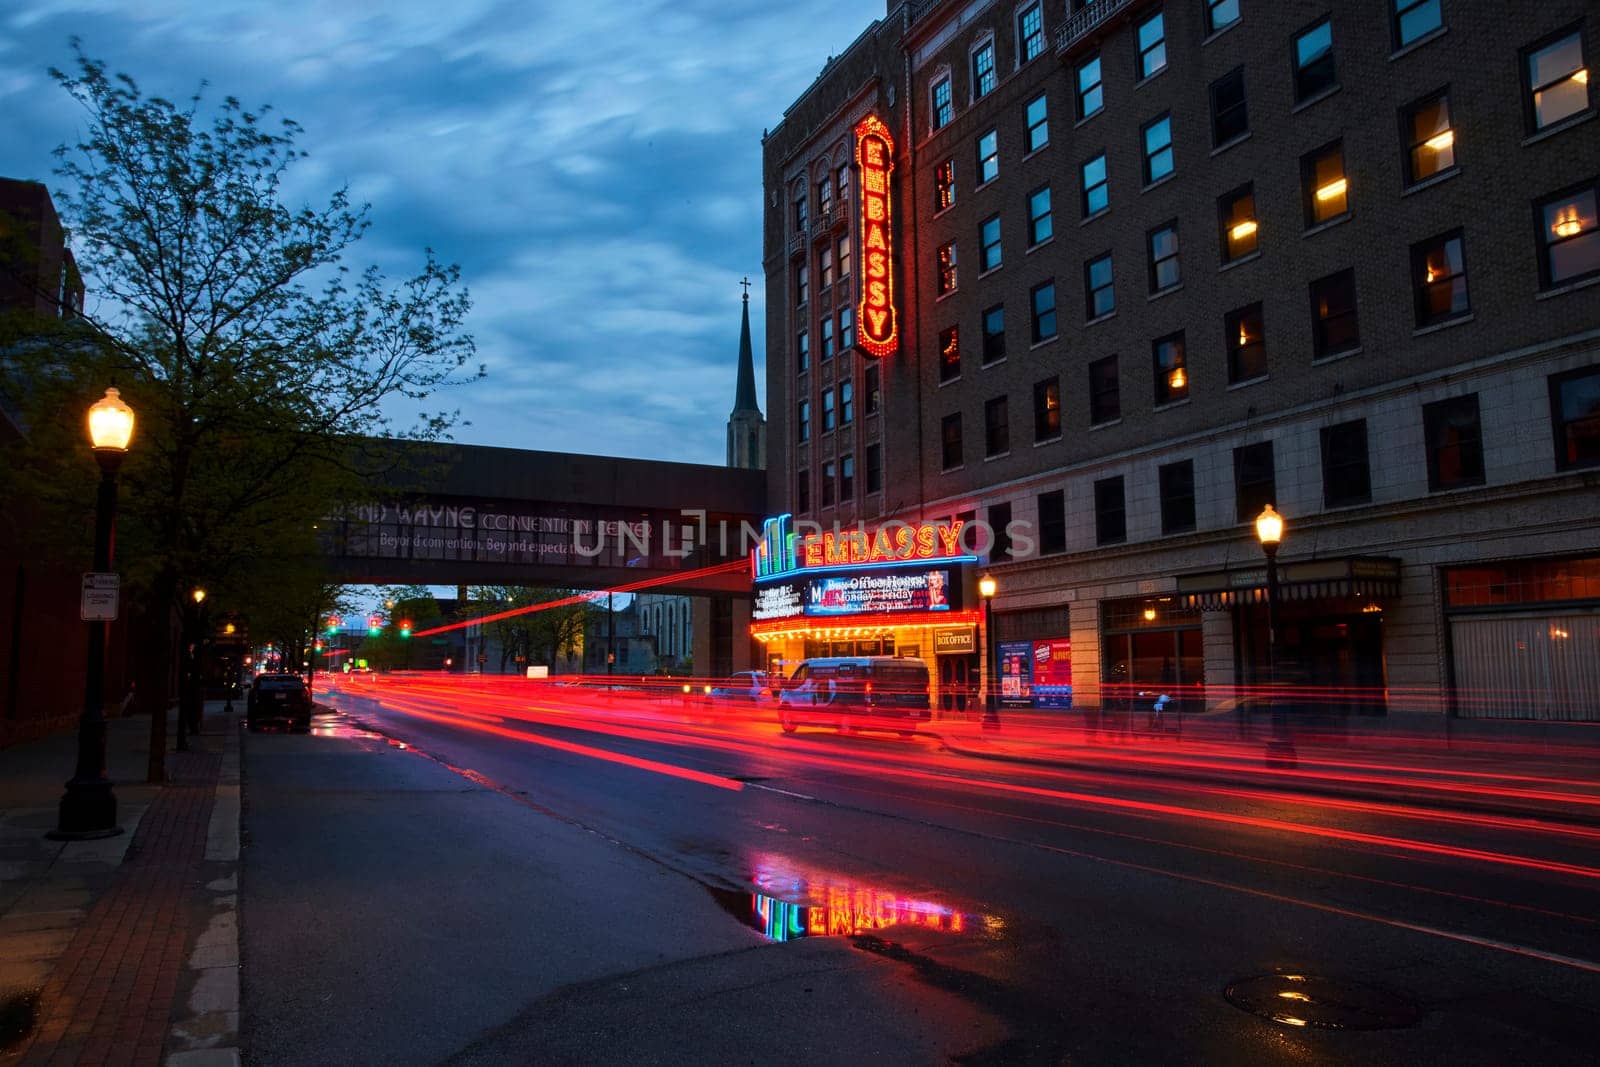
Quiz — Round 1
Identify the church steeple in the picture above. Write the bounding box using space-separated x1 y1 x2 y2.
726 279 766 470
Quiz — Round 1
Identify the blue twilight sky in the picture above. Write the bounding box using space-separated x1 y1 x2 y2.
0 0 884 465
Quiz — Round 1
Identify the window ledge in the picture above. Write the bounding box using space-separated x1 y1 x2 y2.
1021 144 1050 163
1089 417 1123 432
1413 313 1474 338
1134 66 1170 92
1033 435 1062 448
1401 167 1460 197
1147 283 1183 303
1141 172 1177 195
983 451 1012 463
1201 20 1241 47
1522 109 1596 146
942 464 966 474
1080 207 1110 227
1389 25 1447 61
1226 375 1268 391
978 264 1003 280
1311 346 1362 366
1073 109 1103 130
1026 235 1056 255
936 287 958 302
1152 397 1192 413
1291 83 1342 114
933 203 956 220
1209 131 1252 157
974 176 999 194
1029 334 1060 351
980 356 1008 370
1536 274 1600 301
1219 250 1261 273
1303 213 1352 239
938 375 962 388
1085 310 1117 327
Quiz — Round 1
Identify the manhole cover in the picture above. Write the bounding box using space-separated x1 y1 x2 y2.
0 991 39 1051
1225 974 1420 1031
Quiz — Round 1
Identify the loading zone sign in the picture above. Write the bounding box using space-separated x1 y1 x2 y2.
81 572 120 622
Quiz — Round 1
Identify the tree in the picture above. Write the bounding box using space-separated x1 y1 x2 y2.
465 586 590 673
0 45 481 778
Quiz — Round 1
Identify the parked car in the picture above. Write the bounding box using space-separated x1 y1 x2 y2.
707 670 770 702
777 657 931 737
247 673 312 733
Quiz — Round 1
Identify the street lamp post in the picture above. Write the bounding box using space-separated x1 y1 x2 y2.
51 388 135 840
1254 504 1294 766
979 574 998 731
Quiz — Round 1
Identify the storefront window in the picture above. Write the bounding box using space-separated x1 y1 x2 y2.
1443 556 1600 608
1100 596 1203 712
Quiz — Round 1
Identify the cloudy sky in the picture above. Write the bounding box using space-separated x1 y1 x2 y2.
0 0 884 465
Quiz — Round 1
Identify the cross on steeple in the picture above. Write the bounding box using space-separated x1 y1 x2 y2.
740 276 751 301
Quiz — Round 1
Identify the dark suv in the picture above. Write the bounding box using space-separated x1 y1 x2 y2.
247 673 312 732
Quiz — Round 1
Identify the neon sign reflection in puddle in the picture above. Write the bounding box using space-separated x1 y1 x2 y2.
730 857 996 943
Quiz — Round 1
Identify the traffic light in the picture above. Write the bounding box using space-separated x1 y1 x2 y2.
367 613 382 636
399 619 413 638
325 615 340 636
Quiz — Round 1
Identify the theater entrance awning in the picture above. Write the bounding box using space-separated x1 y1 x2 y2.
1175 556 1401 611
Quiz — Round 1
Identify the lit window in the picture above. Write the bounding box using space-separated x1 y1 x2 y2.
1403 92 1456 184
837 164 850 204
936 158 956 212
822 388 836 431
795 263 808 306
984 396 1010 457
1537 181 1599 288
837 235 851 280
840 379 854 424
1033 377 1060 442
1210 68 1248 147
1219 184 1258 262
980 214 1003 272
820 316 834 360
839 307 854 350
1293 18 1337 103
1549 365 1600 471
1085 252 1114 319
1089 356 1120 425
932 76 953 130
973 40 996 99
1147 221 1180 294
1310 269 1360 358
1153 331 1188 405
1081 153 1108 217
941 413 963 470
1030 280 1057 342
1018 4 1044 63
940 325 961 383
1028 186 1052 246
977 129 999 184
1412 230 1470 327
1024 93 1048 153
1303 140 1348 226
1225 303 1266 383
1206 0 1240 35
1393 0 1441 48
819 244 834 288
982 304 1005 364
1077 55 1103 119
1137 12 1167 80
1524 29 1590 131
937 242 958 295
1142 114 1174 184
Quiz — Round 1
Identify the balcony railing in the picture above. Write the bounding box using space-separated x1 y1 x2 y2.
1054 0 1134 56
788 223 809 256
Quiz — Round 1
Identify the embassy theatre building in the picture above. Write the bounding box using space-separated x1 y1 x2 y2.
761 1 1600 720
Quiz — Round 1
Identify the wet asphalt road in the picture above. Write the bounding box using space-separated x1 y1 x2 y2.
241 685 1600 1065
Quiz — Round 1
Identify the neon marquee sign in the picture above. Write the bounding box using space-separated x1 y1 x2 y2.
854 114 897 359
753 516 977 581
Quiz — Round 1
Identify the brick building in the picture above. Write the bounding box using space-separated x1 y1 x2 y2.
762 0 1599 719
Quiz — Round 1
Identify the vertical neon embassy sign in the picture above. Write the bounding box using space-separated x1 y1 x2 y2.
854 114 897 359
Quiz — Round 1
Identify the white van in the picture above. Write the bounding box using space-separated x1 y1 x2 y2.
776 657 932 737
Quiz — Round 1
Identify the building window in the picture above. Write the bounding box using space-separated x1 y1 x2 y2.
1089 355 1120 424
866 442 883 493
1017 2 1043 63
1310 269 1360 358
1142 114 1174 184
932 75 953 129
1159 459 1196 534
1403 91 1456 185
1028 186 1052 246
1030 280 1057 342
838 235 852 280
819 244 834 288
795 263 808 306
1147 221 1180 293
1293 17 1337 103
977 129 999 184
980 215 1003 272
988 501 1013 560
1423 394 1485 490
938 242 958 295
822 459 836 506
1082 154 1108 217
864 363 880 415
985 396 1010 456
1321 419 1372 507
1038 489 1066 554
936 159 956 212
797 400 810 442
1024 93 1049 153
839 306 854 350
940 325 961 383
794 192 809 231
840 454 855 500
1094 476 1127 545
837 164 850 204
1226 303 1267 383
982 304 1006 364
840 379 854 424
797 469 810 512
818 175 832 217
820 316 834 360
796 330 809 374
942 413 963 470
1412 230 1470 327
1393 0 1441 48
1077 55 1103 119
1219 184 1258 262
1524 26 1590 131
1033 376 1060 441
822 388 836 431
1550 365 1600 470
1085 252 1115 319
1233 441 1276 522
1210 68 1248 147
1206 0 1240 35
1303 140 1348 226
1136 11 1167 80
1536 180 1600 289
973 39 996 99
1152 331 1188 405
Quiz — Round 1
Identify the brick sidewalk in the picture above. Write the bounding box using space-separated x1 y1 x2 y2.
13 749 222 1067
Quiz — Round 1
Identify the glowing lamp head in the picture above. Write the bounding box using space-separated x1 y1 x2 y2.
1315 177 1347 202
1423 129 1454 152
978 574 997 599
1255 504 1285 548
191 587 206 605
1168 367 1187 391
87 387 135 452
1553 209 1583 238
224 622 236 635
1574 68 1589 85
1229 219 1257 242
1142 607 1157 622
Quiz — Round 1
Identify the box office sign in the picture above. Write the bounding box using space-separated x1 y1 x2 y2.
754 582 805 621
933 626 976 655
